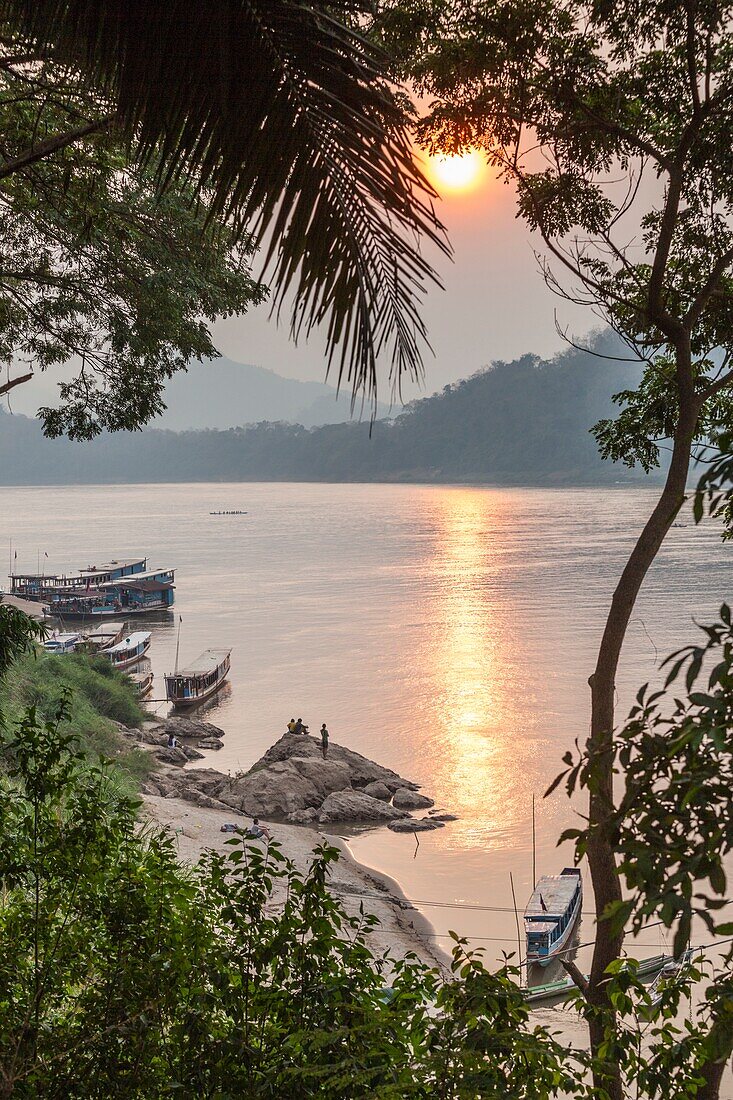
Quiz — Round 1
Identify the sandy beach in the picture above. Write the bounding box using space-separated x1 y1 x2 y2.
143 792 451 977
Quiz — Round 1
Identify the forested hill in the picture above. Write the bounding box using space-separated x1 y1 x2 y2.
0 339 655 485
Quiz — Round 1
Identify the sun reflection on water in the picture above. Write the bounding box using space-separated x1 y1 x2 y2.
426 489 530 850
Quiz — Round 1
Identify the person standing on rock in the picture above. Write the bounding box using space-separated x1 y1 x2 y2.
320 723 329 759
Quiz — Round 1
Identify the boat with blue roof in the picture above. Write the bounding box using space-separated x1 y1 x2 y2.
524 867 582 966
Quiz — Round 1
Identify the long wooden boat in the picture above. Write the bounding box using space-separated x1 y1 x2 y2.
524 868 582 967
165 649 231 709
129 667 154 698
522 953 676 1008
104 631 152 670
83 622 127 651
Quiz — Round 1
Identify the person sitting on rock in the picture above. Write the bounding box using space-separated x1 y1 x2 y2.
294 717 308 735
247 817 272 842
167 732 179 749
287 718 296 733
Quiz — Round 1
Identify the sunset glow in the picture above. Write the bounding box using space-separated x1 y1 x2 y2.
426 150 485 193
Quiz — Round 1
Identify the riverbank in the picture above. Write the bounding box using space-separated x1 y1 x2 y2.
143 791 451 976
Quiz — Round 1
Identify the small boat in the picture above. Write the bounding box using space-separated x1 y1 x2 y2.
104 631 152 670
209 511 247 516
524 868 582 966
129 667 154 698
644 948 695 1013
522 953 678 1008
42 632 82 654
165 648 231 708
83 622 127 651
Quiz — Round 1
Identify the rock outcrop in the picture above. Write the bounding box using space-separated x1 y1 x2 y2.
139 730 448 829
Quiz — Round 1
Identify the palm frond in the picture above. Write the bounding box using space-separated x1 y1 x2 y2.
0 0 449 403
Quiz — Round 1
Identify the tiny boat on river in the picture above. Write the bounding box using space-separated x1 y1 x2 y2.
524 867 582 966
42 632 82 654
104 631 152 670
165 649 231 709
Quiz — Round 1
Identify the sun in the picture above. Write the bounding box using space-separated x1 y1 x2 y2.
426 150 485 193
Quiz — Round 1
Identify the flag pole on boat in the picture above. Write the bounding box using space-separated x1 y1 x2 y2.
510 871 523 981
174 615 182 675
532 793 536 889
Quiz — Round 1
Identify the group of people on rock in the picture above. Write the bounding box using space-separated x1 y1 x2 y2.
286 716 330 758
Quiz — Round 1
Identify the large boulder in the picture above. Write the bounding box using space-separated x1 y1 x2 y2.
151 716 226 742
318 791 409 824
362 780 392 802
220 757 353 818
392 788 435 810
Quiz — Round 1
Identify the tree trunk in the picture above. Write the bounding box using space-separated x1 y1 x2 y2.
584 369 699 1098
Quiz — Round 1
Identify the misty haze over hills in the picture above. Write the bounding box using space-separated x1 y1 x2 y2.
154 357 392 429
0 334 657 486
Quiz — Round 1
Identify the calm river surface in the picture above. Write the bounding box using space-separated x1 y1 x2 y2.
2 481 731 975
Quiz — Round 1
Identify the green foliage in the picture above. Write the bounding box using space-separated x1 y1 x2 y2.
0 606 47 715
551 606 733 967
0 47 264 438
694 432 733 538
1 649 149 787
0 701 579 1098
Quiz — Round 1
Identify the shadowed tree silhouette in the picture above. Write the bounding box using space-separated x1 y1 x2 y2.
0 0 448 407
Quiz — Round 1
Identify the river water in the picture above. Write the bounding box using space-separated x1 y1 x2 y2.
2 481 731 978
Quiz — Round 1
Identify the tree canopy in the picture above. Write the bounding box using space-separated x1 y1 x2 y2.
0 46 265 437
374 1 733 1093
0 0 448 410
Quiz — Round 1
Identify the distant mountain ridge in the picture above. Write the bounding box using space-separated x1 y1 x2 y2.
0 334 658 486
154 357 392 429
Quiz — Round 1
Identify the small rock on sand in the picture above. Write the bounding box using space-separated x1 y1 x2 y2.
151 717 226 742
388 818 445 833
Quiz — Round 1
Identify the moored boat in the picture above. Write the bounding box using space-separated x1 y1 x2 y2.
129 667 154 698
42 632 82 654
83 622 127 651
104 631 152 670
524 868 582 966
165 649 231 709
522 952 678 1008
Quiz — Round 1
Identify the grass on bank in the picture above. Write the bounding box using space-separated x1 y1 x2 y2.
1 649 154 791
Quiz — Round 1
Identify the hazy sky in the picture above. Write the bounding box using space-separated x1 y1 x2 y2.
7 155 594 420
210 157 592 405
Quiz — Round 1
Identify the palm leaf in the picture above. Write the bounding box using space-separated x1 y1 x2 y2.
0 0 449 403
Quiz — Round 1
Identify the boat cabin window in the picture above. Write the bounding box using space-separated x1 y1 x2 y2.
528 930 550 952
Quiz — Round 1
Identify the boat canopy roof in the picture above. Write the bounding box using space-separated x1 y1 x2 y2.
105 579 174 593
80 558 146 576
100 570 174 589
107 631 151 654
177 648 231 677
524 872 580 919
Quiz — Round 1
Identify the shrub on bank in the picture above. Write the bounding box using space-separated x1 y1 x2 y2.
1 649 151 789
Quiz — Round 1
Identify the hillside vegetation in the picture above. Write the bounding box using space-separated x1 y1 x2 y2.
1 650 151 790
0 335 653 485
